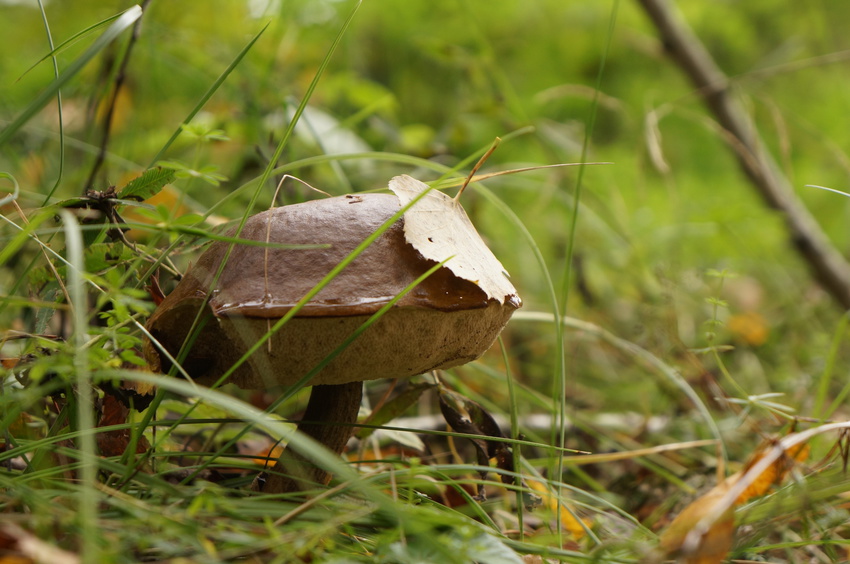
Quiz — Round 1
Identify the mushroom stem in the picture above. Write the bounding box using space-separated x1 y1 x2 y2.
260 381 363 493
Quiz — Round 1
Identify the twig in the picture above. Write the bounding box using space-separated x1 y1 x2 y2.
637 0 850 309
84 0 153 191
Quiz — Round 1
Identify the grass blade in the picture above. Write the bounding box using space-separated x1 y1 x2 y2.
0 5 142 147
59 210 100 563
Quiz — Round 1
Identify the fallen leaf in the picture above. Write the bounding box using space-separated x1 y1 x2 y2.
727 312 768 346
251 443 284 467
389 175 519 306
96 394 150 458
95 83 132 133
527 479 592 540
101 379 156 411
146 272 167 307
657 437 810 563
734 440 809 505
657 481 736 564
1 357 20 369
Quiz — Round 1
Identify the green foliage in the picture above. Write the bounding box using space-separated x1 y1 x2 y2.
118 167 176 201
3 0 850 562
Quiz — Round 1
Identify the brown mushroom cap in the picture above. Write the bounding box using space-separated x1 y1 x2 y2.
144 192 520 389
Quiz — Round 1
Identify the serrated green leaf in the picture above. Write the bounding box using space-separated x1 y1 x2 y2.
118 167 176 201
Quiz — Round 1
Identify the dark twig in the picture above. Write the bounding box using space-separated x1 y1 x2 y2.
84 0 154 191
637 0 850 309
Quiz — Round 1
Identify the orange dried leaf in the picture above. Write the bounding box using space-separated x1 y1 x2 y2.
123 184 190 240
734 441 809 505
146 273 167 307
95 84 132 133
0 358 20 369
658 437 810 563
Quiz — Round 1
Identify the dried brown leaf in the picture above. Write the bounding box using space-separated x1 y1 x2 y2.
389 175 519 305
438 386 540 509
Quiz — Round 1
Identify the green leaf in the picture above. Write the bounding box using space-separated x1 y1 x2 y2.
85 242 134 273
156 160 228 186
117 167 176 201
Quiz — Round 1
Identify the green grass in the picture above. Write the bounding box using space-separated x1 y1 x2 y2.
4 1 850 562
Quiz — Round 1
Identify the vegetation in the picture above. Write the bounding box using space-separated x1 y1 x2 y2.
3 0 850 562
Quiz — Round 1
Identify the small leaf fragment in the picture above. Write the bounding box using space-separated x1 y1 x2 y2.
527 479 592 539
96 394 151 457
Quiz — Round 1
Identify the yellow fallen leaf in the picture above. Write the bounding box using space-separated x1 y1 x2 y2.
527 479 591 540
95 84 132 133
123 184 192 241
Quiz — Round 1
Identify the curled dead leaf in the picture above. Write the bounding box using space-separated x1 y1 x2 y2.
438 386 540 510
657 481 736 564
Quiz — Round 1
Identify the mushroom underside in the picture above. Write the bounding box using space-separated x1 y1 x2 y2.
148 300 514 389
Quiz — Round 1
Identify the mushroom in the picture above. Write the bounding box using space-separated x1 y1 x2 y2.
144 175 520 493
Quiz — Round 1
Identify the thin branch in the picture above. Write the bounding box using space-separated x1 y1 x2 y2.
84 0 153 191
637 0 850 309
